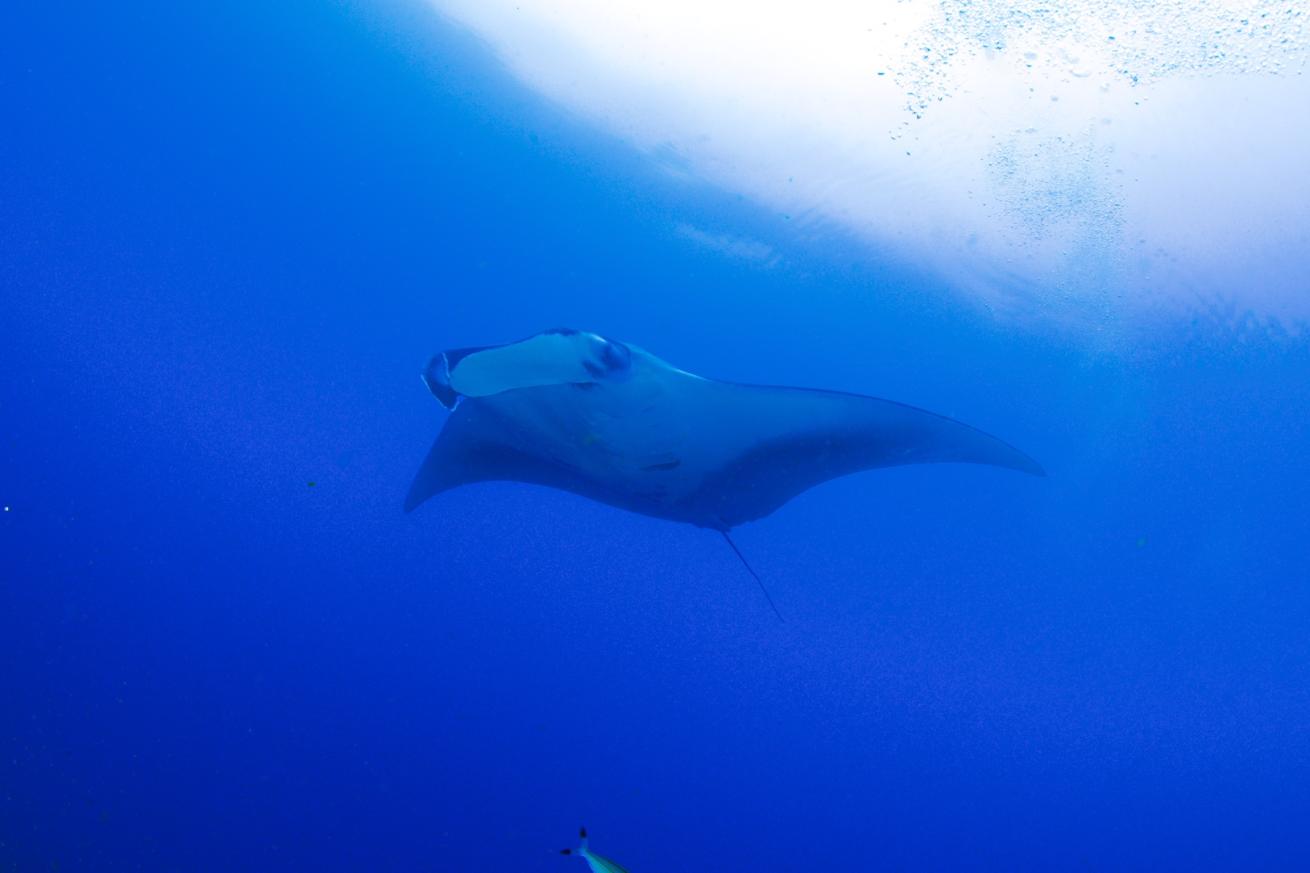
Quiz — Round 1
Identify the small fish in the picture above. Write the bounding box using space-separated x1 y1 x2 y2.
560 826 630 873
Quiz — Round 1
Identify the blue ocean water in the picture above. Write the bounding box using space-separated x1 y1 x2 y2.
3 2 1309 870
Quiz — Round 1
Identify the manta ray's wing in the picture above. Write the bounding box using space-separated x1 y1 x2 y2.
403 396 632 514
677 380 1045 528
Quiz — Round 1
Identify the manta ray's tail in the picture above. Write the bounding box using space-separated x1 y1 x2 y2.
721 531 784 622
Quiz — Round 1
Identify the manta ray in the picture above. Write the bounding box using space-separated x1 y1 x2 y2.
406 329 1043 614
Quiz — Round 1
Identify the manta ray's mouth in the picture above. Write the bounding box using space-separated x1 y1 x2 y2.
422 331 634 411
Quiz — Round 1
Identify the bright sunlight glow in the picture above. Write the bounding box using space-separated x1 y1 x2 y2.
430 0 1310 333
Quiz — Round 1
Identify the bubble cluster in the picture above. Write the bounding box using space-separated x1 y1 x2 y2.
892 0 1308 118
986 128 1124 281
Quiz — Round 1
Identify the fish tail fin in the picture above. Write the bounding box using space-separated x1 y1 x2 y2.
559 826 588 859
721 530 784 622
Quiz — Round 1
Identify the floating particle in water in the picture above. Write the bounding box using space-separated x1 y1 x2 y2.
307 481 316 488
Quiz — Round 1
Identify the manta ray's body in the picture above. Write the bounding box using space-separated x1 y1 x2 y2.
405 329 1042 530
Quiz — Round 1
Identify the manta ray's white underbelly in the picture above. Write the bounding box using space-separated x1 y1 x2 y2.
495 369 706 504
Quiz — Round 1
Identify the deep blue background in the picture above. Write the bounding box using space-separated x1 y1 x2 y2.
3 2 1309 870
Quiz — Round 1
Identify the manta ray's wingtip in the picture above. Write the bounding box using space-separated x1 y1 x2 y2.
400 437 442 513
982 430 1046 478
1021 451 1048 478
1017 453 1047 478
